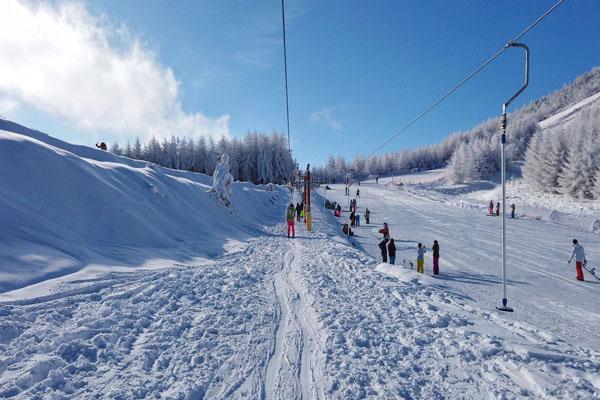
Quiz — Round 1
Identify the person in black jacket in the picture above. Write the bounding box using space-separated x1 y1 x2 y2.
378 238 388 263
432 240 440 275
388 239 396 265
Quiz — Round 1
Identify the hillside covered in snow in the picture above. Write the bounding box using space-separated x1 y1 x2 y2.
313 66 600 200
0 120 287 293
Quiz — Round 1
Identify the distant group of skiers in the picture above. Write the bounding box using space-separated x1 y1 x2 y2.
345 187 361 197
488 200 516 218
377 222 441 275
287 190 592 283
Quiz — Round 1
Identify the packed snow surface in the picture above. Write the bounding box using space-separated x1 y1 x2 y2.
1 122 600 399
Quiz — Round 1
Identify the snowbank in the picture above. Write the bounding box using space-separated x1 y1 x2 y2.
0 120 287 293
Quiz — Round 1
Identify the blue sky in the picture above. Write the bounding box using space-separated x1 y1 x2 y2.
1 0 599 166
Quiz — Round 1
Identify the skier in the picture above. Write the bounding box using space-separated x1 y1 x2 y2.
495 202 500 216
416 243 426 274
511 203 516 219
296 202 301 222
432 240 440 275
286 203 295 238
568 239 586 281
96 142 107 151
376 177 379 184
488 200 494 215
356 188 360 197
388 239 396 265
364 208 371 224
350 211 356 227
379 238 389 263
378 222 390 240
355 213 360 226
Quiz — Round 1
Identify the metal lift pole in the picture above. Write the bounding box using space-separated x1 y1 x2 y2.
498 42 529 313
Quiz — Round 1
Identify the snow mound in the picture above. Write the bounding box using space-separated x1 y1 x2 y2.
0 120 287 293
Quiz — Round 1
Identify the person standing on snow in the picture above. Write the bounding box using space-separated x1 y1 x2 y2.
286 203 295 238
488 201 494 215
378 222 390 240
356 188 360 197
379 238 389 263
335 204 342 217
296 202 301 222
364 208 371 224
416 243 426 274
388 239 396 265
568 239 586 281
432 240 440 275
350 211 356 227
495 202 500 216
511 203 516 219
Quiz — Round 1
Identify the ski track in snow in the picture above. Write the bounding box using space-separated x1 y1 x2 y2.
265 239 325 400
2 187 600 398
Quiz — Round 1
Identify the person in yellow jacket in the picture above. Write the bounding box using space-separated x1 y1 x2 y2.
416 243 426 274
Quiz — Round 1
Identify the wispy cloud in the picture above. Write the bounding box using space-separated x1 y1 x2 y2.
227 0 313 69
309 106 347 131
0 0 229 140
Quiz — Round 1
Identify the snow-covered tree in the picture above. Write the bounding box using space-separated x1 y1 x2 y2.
208 153 234 207
110 141 123 156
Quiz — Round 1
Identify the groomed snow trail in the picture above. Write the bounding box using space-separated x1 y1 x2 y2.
265 240 326 400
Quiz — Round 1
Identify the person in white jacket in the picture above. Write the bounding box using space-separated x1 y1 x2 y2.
568 239 586 281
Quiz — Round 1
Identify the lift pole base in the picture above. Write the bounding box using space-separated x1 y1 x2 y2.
497 298 513 312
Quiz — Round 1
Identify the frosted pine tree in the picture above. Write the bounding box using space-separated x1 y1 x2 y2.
541 132 568 193
257 136 273 184
208 153 234 208
523 132 545 191
558 131 587 198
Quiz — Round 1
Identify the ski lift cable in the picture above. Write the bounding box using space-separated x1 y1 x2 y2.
365 0 567 160
281 0 292 156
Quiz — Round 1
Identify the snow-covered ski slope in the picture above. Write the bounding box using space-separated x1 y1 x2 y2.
538 91 600 130
326 181 600 347
1 122 600 398
0 119 287 294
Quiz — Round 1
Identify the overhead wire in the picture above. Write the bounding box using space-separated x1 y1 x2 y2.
365 0 567 159
281 0 292 157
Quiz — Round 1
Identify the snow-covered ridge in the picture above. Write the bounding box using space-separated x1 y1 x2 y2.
538 91 600 130
0 120 287 294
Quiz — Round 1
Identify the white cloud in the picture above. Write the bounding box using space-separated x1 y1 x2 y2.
0 0 229 140
0 95 19 117
309 106 346 130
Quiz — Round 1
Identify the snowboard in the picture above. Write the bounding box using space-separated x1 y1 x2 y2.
583 264 600 281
